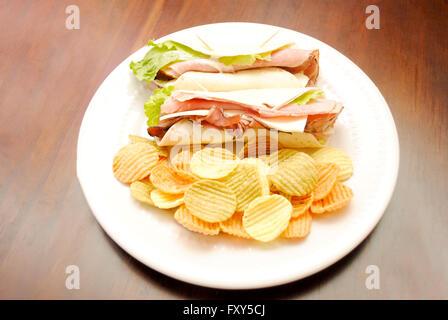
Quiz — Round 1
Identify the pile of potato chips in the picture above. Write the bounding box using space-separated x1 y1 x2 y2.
112 135 354 242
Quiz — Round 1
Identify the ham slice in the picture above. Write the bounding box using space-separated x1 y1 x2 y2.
304 113 339 141
149 108 251 139
161 96 342 119
150 98 342 142
202 106 242 127
147 126 168 137
162 47 319 83
157 107 243 130
155 90 342 142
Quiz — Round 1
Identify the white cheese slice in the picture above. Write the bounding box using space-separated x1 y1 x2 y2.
294 72 310 87
160 110 210 121
173 68 306 92
159 109 307 133
174 87 318 110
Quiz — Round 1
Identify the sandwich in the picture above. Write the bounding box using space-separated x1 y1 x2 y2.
130 31 319 87
146 81 342 147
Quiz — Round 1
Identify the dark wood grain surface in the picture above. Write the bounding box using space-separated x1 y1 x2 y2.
0 0 447 299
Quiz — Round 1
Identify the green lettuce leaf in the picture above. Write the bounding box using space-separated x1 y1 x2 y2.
291 89 324 105
144 85 174 126
218 51 272 66
130 40 210 84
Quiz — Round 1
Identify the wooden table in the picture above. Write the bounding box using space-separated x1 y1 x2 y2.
1 0 447 299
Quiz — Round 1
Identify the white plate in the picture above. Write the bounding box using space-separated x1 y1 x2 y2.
77 22 399 289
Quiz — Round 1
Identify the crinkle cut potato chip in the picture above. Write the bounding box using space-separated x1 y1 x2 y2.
282 211 312 238
221 162 269 211
150 189 184 209
150 161 195 194
128 134 169 157
290 193 313 218
184 180 237 223
313 163 339 200
267 148 301 168
156 156 168 166
174 205 220 236
219 212 251 239
190 147 239 179
292 147 320 156
257 154 270 164
240 157 270 176
112 142 159 184
128 134 153 144
169 149 199 181
130 179 155 205
311 146 353 181
268 151 318 196
129 134 153 144
243 194 292 242
271 190 292 202
311 182 353 214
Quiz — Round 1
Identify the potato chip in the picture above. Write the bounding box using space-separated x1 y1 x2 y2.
150 189 184 209
281 211 312 238
293 147 321 156
128 134 153 144
271 190 292 201
130 179 155 205
291 193 314 218
169 149 199 181
174 205 220 235
156 157 168 166
128 134 169 157
313 163 340 200
311 147 353 181
112 143 159 184
221 162 269 211
241 157 270 176
310 182 353 214
268 151 318 196
257 154 270 164
267 148 301 168
190 147 239 179
219 212 251 239
243 194 292 242
278 131 324 148
184 180 237 223
150 162 195 194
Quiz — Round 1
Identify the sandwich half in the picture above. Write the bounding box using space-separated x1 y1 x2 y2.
145 81 343 147
130 32 319 87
